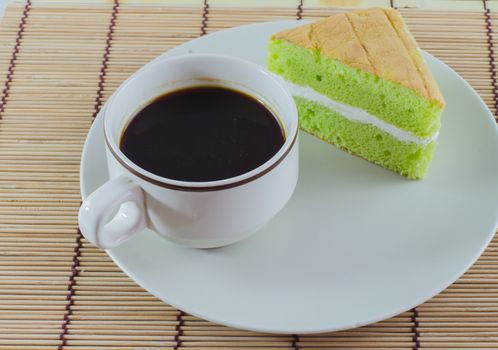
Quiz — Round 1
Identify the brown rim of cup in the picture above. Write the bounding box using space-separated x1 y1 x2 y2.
104 130 298 192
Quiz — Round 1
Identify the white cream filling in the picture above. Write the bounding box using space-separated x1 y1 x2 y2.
276 76 438 146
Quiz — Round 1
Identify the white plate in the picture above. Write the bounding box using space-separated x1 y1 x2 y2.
80 21 498 334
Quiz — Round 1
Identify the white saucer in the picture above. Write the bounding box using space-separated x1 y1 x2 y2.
80 21 498 334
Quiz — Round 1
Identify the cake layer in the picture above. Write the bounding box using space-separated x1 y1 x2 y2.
268 38 443 139
295 96 436 179
272 8 445 107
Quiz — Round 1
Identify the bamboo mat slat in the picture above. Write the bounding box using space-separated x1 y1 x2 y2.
0 1 497 349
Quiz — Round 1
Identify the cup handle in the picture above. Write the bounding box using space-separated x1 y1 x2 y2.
78 174 147 249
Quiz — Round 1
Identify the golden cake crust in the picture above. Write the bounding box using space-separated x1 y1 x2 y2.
273 8 445 107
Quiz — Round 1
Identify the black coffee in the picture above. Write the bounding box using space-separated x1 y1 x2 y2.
120 86 285 182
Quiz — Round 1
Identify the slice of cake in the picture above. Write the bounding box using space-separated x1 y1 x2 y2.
267 8 445 179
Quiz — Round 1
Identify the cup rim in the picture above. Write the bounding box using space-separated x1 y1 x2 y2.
104 53 298 192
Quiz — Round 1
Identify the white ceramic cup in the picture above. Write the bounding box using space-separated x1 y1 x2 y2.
78 54 299 249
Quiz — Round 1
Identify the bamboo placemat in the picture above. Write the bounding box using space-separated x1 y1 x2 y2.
0 0 497 348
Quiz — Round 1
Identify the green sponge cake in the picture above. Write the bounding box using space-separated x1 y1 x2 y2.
268 8 445 179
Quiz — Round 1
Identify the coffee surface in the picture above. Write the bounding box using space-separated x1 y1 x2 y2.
120 86 285 182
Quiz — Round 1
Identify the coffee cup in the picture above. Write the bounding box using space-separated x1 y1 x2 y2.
78 54 299 249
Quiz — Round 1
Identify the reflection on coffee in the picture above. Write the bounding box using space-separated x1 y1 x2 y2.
120 86 285 182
